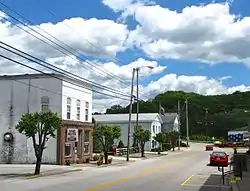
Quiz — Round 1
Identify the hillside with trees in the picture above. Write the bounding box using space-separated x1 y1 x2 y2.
105 91 250 139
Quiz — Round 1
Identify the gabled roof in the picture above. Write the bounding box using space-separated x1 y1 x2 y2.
160 113 178 124
93 113 162 123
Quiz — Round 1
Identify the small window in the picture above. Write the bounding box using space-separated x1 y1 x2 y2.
85 102 89 121
66 97 71 119
153 125 155 133
76 99 80 120
41 96 50 112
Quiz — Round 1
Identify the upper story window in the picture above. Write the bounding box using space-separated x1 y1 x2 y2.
76 99 81 120
41 96 50 112
67 97 71 119
153 125 155 133
85 102 89 121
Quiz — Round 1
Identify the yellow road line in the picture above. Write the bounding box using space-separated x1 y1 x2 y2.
85 153 200 191
181 175 194 186
84 163 168 191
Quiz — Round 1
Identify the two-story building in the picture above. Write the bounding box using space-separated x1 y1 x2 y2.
0 73 93 165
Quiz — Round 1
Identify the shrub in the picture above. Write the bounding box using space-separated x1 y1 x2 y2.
93 154 99 161
163 143 171 151
65 160 71 166
118 140 125 148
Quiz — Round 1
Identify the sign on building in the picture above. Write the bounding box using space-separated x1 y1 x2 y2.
67 128 78 142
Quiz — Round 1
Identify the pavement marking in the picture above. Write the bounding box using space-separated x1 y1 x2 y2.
181 175 194 186
84 163 169 191
85 152 201 191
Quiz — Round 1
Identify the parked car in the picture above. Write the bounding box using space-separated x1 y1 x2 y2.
209 151 229 167
205 145 214 151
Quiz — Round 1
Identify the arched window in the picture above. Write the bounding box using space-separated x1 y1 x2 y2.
41 96 50 112
66 97 71 119
76 99 81 120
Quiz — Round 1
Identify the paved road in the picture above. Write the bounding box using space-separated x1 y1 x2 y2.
0 145 233 191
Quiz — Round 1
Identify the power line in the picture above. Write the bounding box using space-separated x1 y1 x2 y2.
0 53 130 101
0 2 129 89
0 41 130 98
9 79 117 107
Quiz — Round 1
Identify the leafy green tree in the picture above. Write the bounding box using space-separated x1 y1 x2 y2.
118 140 125 148
93 124 121 164
166 131 180 151
154 132 165 154
16 111 62 175
133 126 151 157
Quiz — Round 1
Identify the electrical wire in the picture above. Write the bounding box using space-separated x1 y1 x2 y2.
0 53 130 101
0 41 131 98
0 2 130 89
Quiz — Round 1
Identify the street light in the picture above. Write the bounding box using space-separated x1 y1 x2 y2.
135 66 154 128
126 66 154 162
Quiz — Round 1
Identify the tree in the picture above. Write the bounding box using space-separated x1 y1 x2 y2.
154 132 165 154
106 90 250 139
167 131 180 151
117 140 125 148
133 126 151 157
93 124 121 164
16 111 62 175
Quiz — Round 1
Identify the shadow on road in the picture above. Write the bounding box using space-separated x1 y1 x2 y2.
198 174 230 191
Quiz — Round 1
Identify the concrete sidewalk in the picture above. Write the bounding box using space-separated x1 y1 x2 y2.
0 164 83 179
231 154 250 191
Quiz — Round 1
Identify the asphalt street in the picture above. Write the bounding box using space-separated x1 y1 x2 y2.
0 144 234 191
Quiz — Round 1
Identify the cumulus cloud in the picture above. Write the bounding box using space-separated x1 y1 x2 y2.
1 1 250 113
125 2 250 66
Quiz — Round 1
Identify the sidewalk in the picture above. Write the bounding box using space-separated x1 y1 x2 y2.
231 154 250 191
0 164 83 179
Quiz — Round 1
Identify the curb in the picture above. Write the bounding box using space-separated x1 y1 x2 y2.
23 168 82 179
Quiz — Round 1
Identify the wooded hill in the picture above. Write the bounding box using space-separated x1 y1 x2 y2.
105 91 250 139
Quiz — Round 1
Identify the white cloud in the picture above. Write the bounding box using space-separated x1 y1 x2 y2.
1 2 250 114
126 2 250 66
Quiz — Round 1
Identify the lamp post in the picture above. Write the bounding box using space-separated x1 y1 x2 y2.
127 66 154 162
127 68 135 162
135 66 154 128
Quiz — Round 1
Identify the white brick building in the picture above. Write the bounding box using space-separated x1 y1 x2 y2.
0 73 93 164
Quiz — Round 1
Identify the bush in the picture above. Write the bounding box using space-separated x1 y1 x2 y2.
93 154 99 161
118 140 125 148
65 160 71 166
163 143 171 151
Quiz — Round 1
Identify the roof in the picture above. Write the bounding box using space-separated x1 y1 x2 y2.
0 73 92 89
229 126 250 132
160 113 178 124
93 113 162 123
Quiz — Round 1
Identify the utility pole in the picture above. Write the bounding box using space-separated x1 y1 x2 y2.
136 68 139 128
185 99 189 147
205 108 209 137
127 68 135 162
177 100 181 150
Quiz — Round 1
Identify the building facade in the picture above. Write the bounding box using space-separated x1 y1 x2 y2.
161 113 179 133
93 113 162 151
0 74 93 165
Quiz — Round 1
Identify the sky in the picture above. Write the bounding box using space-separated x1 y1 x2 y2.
1 0 250 112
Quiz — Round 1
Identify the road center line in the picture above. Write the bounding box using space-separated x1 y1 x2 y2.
84 163 168 191
181 175 194 186
85 152 201 191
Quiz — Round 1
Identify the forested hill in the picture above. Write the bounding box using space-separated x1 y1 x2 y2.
105 91 250 139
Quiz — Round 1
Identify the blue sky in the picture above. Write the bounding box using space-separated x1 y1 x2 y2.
1 0 250 111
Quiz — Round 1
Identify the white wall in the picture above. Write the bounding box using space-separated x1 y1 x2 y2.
97 119 162 151
150 116 162 150
0 77 62 164
62 81 92 122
